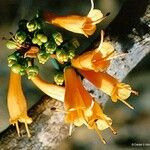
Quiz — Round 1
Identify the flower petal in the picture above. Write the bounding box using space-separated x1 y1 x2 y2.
64 67 92 110
31 75 65 101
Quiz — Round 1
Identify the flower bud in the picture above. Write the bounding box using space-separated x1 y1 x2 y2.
6 40 17 49
68 50 75 59
52 32 63 46
27 20 38 32
32 37 39 44
8 60 17 67
54 72 64 85
37 51 50 64
56 49 68 63
15 30 27 44
8 54 18 62
45 40 57 54
26 66 39 79
40 35 48 43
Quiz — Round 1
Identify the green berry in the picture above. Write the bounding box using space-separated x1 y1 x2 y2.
68 50 75 59
8 54 18 61
37 40 42 46
37 51 50 64
45 41 57 54
56 49 68 63
6 40 17 49
32 37 38 44
15 30 27 44
8 60 17 67
27 19 38 32
26 66 39 79
37 33 43 39
54 73 64 85
40 35 48 43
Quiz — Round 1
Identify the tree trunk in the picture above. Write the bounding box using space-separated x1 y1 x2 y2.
0 1 150 149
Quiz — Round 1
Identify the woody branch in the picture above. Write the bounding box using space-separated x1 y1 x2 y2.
0 1 150 150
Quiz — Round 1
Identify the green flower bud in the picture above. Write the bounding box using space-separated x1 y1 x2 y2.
6 40 17 49
11 64 22 74
52 32 63 46
20 70 26 76
26 66 39 79
32 37 38 44
68 50 75 59
45 40 57 54
37 51 50 64
8 54 18 61
37 40 42 46
56 49 68 63
27 20 38 32
36 33 48 43
40 35 48 43
37 33 43 39
54 73 64 85
15 30 27 44
8 60 17 67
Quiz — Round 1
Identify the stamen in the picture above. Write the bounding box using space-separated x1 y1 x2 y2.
106 53 127 60
15 122 20 137
85 100 94 117
92 13 110 25
24 122 31 137
120 100 134 109
102 117 117 135
69 124 73 136
89 0 94 13
96 30 104 52
89 100 94 110
93 123 106 144
131 90 138 96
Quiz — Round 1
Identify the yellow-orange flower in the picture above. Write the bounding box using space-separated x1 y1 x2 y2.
7 71 32 137
71 31 118 72
31 75 65 101
43 0 106 37
64 67 116 143
79 70 138 109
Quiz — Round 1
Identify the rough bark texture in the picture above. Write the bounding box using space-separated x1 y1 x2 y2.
0 1 150 149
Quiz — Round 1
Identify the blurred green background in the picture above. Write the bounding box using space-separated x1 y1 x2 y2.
0 0 149 149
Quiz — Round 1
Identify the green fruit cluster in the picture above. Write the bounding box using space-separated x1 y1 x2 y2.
6 13 80 84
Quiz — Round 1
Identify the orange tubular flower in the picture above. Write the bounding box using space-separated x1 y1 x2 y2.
31 75 65 102
7 71 32 137
71 30 123 72
44 0 107 37
64 67 116 143
79 70 138 109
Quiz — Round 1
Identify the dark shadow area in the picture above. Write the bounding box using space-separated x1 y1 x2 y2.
107 0 149 51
